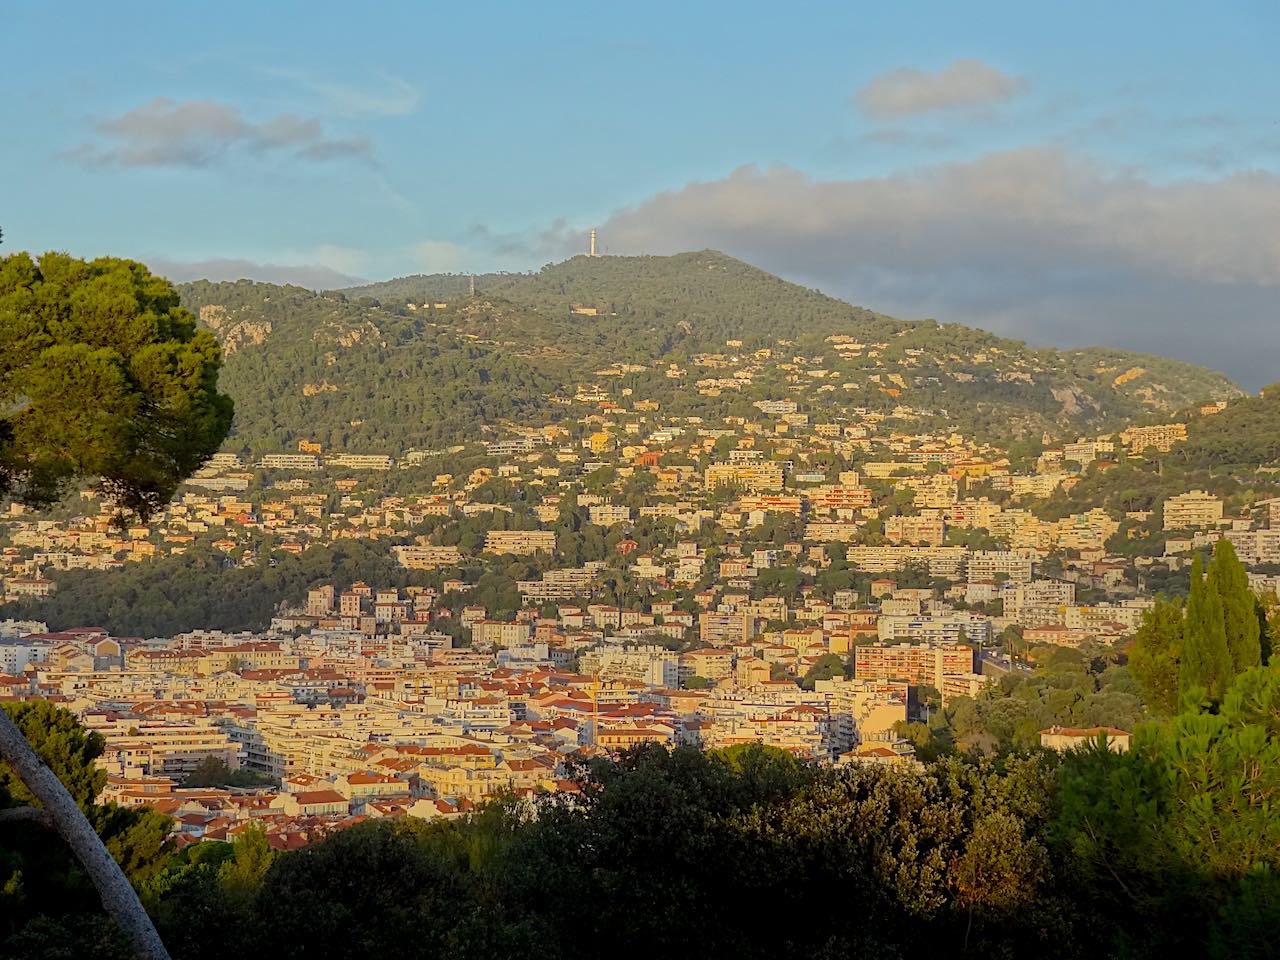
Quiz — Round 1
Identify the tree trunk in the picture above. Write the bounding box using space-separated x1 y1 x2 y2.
0 708 171 960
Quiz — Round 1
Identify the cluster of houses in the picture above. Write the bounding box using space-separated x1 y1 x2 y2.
3 344 1277 850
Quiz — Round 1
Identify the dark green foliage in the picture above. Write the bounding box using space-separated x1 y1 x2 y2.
143 826 276 960
0 253 233 521
1 914 133 960
1210 539 1262 673
1133 544 1273 715
1183 553 1233 702
1130 596 1184 715
133 745 1091 959
0 702 173 955
178 279 552 456
179 757 277 789
4 537 432 636
930 646 1145 752
1055 664 1280 956
0 700 105 809
800 652 846 689
1178 543 1263 705
1179 384 1280 469
250 815 529 960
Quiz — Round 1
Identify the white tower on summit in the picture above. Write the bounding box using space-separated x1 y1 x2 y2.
589 228 598 257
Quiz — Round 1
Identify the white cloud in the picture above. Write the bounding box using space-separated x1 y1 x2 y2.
465 219 581 262
265 68 422 117
591 150 1280 288
69 97 371 168
856 59 1026 118
308 75 420 117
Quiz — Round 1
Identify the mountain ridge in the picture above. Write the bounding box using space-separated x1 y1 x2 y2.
178 250 1241 455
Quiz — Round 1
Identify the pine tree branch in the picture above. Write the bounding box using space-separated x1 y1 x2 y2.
0 805 54 827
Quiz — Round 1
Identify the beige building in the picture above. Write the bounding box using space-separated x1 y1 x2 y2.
698 612 760 644
588 504 633 526
471 620 534 648
92 719 241 778
705 462 785 492
680 648 736 681
1120 423 1187 454
1040 725 1130 752
854 642 975 689
1163 491 1224 530
484 530 557 554
885 515 946 546
393 545 464 568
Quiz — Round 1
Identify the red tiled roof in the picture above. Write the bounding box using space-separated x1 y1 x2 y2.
293 790 347 805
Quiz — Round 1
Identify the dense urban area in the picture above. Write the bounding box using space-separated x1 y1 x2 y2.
3 251 1279 958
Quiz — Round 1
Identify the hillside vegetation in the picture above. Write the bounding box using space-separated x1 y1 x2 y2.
1179 384 1280 469
180 251 1239 454
181 280 550 454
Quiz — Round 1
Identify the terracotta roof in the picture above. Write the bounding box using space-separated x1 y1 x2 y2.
293 790 347 805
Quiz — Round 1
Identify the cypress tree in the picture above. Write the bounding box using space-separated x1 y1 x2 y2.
1208 538 1261 673
1131 596 1183 715
1181 554 1233 702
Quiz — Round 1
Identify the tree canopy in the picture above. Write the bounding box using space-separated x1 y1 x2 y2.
0 252 233 521
4 691 1280 957
0 702 172 957
1133 539 1265 709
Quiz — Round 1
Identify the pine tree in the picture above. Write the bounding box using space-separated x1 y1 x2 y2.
1208 539 1261 673
1181 554 1233 703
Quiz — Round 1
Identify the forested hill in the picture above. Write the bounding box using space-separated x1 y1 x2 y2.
343 250 903 348
178 280 553 455
1180 385 1280 469
179 251 1240 455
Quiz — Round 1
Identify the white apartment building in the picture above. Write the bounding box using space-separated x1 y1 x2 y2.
0 636 51 674
588 504 634 526
967 551 1036 583
258 453 321 471
876 613 993 645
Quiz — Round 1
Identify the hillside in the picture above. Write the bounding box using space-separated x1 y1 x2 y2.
179 280 552 454
180 251 1240 454
1179 384 1280 468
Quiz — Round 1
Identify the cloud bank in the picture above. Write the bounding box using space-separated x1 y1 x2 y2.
147 257 367 290
559 149 1279 387
70 98 370 168
856 60 1026 117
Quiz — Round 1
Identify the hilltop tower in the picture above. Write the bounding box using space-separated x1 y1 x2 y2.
589 228 598 257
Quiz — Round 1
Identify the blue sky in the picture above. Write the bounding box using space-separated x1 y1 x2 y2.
4 1 1278 386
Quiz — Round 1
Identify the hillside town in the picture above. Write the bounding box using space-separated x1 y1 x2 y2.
2 354 1277 851
7 7 1280 950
